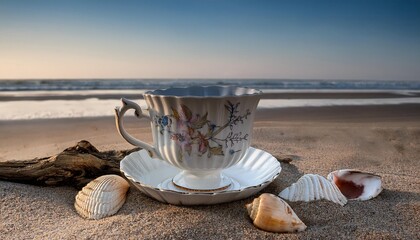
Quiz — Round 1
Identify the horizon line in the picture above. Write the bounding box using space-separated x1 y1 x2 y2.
0 78 419 82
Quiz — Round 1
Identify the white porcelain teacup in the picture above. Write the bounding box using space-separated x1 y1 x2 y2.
115 86 262 191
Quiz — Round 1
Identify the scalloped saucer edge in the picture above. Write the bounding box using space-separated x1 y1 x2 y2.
120 147 281 205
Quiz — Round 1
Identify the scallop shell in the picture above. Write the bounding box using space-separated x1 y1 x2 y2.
246 193 307 233
279 174 347 206
327 169 382 201
75 175 130 220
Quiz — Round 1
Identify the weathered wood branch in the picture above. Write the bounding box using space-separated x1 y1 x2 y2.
0 140 139 189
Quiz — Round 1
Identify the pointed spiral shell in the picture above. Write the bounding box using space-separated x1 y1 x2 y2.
279 174 347 206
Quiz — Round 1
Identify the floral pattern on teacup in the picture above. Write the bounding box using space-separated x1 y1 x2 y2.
154 101 251 159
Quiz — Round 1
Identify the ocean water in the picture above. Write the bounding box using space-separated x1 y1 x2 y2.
1 79 420 120
1 79 420 91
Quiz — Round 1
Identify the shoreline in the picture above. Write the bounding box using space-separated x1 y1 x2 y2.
1 90 420 120
2 103 420 123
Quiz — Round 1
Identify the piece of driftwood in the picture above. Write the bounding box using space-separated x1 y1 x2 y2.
0 140 139 189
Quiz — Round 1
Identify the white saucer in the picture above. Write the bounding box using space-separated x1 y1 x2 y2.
120 147 281 205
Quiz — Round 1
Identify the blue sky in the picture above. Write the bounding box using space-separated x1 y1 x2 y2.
0 0 419 80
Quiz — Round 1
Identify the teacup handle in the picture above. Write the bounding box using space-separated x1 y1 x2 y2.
114 98 160 158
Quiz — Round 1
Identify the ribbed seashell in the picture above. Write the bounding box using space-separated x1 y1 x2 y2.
246 193 307 233
279 174 347 206
327 169 382 201
75 175 130 220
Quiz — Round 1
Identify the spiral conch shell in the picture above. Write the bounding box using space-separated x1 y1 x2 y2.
279 174 348 206
327 169 382 201
246 193 307 233
75 175 130 220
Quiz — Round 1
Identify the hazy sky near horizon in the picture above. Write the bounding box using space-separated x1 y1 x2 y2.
1 0 419 80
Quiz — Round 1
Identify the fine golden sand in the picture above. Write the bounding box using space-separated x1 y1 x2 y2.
1 105 420 239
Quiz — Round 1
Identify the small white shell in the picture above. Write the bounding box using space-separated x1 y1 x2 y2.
279 174 347 206
327 169 382 201
75 175 130 220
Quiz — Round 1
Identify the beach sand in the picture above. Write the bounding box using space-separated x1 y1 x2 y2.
1 105 420 239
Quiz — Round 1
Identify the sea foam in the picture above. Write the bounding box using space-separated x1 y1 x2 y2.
1 97 420 120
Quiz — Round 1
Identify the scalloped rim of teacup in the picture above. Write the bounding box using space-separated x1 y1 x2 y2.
144 85 263 99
